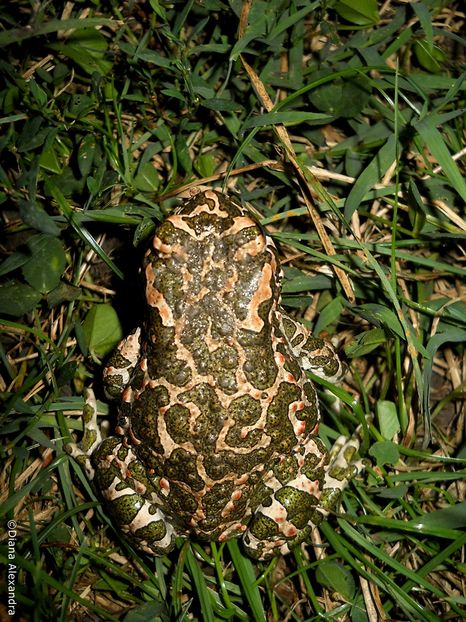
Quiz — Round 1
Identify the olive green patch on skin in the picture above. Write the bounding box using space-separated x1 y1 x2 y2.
164 448 205 492
110 493 142 525
148 259 186 309
203 481 243 524
225 426 262 449
147 324 192 386
291 333 306 348
204 449 267 481
266 382 301 443
277 341 301 378
275 486 318 530
249 512 279 540
135 517 169 543
273 455 300 485
164 404 193 443
280 315 297 339
248 478 274 509
165 481 199 516
242 344 278 390
210 345 238 377
130 387 168 452
302 441 327 481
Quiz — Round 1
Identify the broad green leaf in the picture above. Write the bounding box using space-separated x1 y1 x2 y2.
0 17 114 47
194 153 216 178
369 440 401 466
423 328 466 425
0 250 29 277
29 79 48 108
66 94 95 118
353 303 404 339
344 135 398 219
309 75 371 118
412 2 433 49
47 282 81 308
415 116 466 204
282 272 332 293
345 328 387 358
334 0 379 26
413 41 447 73
21 234 66 293
409 501 466 530
201 98 242 112
19 200 60 235
314 296 344 334
78 134 97 178
0 282 42 316
316 560 356 600
17 118 51 152
50 29 112 76
376 400 401 440
81 304 123 358
39 147 62 174
376 483 409 499
133 161 160 192
149 0 168 20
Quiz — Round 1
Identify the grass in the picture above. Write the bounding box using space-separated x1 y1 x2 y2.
0 1 465 620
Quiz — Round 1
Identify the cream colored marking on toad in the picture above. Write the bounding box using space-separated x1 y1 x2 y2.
187 285 210 306
238 262 273 332
104 328 142 386
128 501 174 538
222 215 258 237
156 403 197 459
214 413 271 454
152 380 274 462
117 328 141 363
145 263 175 326
133 479 146 494
286 471 324 497
179 265 193 292
218 520 249 541
234 235 266 261
152 235 189 259
186 401 203 436
236 473 249 486
101 475 138 503
222 500 236 516
288 400 313 438
187 456 266 505
164 210 227 240
204 327 227 354
261 496 287 525
182 192 231 219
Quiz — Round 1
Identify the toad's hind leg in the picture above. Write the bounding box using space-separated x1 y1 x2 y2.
242 427 366 560
66 389 179 556
90 435 180 556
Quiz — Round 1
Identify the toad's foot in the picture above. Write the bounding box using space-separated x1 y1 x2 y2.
242 422 367 560
65 389 103 480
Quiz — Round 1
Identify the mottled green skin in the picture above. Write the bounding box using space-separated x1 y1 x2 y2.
68 189 362 560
